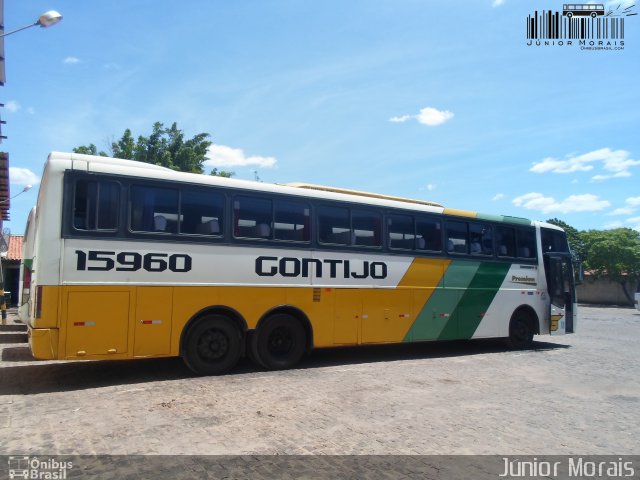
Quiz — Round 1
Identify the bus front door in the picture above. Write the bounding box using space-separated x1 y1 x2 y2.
546 255 575 335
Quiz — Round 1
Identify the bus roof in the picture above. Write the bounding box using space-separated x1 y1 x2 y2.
285 182 444 208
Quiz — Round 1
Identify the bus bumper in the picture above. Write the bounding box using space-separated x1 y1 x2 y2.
28 326 59 360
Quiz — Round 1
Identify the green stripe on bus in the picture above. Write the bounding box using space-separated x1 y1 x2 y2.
438 262 512 340
475 213 532 225
474 213 505 223
404 261 480 341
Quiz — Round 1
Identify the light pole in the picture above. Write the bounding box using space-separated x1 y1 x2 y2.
0 184 32 205
0 10 63 38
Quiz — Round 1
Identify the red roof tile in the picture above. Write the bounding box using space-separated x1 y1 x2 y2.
6 235 23 261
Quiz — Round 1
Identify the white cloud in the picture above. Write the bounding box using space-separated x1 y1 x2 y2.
492 193 505 201
416 107 454 126
9 167 40 186
603 220 625 229
64 57 81 65
512 192 610 214
627 216 640 224
530 156 593 174
492 0 506 7
607 197 640 216
426 183 436 191
609 207 635 216
205 144 277 169
4 100 20 113
389 106 454 127
592 171 632 181
530 148 640 180
389 115 412 123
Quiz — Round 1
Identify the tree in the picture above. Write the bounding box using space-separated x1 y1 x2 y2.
74 122 233 176
73 144 108 157
210 168 235 178
111 129 135 160
582 228 640 305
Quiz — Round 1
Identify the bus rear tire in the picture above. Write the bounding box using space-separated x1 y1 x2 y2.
505 311 534 350
251 314 306 370
183 315 242 375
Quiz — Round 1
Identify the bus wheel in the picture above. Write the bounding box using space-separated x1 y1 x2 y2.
183 315 242 375
506 311 534 350
251 314 306 370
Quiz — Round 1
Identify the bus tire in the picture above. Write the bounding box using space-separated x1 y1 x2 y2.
505 311 534 350
183 315 242 375
251 314 306 370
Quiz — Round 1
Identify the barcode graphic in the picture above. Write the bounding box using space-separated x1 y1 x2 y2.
526 10 624 39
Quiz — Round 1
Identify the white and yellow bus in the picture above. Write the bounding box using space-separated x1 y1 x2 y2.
18 206 37 323
25 152 577 375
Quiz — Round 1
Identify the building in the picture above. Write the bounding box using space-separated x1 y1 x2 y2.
1 234 22 306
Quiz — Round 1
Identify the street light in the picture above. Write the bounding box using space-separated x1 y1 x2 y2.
0 10 63 38
0 184 32 204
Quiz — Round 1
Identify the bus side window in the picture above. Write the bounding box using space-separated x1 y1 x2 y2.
469 222 492 256
388 214 415 250
517 228 537 259
130 185 179 234
180 190 224 236
234 196 273 240
495 226 516 258
416 217 442 252
73 179 119 231
318 206 351 245
352 209 381 247
274 200 310 242
445 221 468 254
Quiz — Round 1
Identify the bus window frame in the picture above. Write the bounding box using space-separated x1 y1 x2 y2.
62 172 123 238
61 171 540 265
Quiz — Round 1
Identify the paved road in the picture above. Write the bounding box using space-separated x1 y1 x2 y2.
0 306 638 455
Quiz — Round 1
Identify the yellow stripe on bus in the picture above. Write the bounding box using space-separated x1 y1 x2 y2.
443 208 477 218
396 257 450 340
32 259 452 360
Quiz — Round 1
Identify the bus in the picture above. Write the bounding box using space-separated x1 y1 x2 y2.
562 4 605 18
25 152 577 375
18 206 36 323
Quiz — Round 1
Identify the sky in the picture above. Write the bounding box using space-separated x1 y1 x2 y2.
2 0 639 234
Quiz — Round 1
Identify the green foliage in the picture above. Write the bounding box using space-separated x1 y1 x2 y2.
127 122 212 173
582 228 640 281
111 129 135 160
209 168 235 178
74 122 230 175
72 144 108 157
547 220 640 304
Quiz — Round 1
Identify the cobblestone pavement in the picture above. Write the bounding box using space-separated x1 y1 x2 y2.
0 306 638 455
